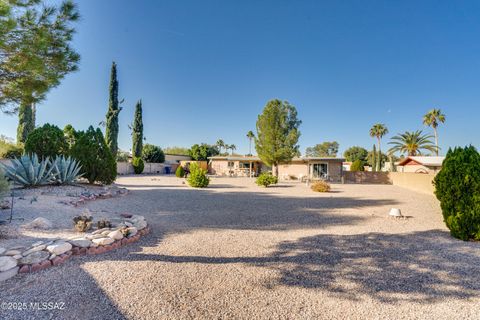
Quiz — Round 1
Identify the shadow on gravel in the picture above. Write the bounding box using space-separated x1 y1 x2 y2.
125 230 480 304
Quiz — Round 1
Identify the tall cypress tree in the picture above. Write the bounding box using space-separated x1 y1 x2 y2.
132 100 143 158
17 102 34 143
105 62 121 156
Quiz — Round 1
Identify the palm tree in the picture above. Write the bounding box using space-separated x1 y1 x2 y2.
369 123 389 171
229 144 236 155
246 131 255 155
216 139 225 154
423 108 445 155
388 130 437 156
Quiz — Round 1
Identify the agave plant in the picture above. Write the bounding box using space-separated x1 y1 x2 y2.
0 154 55 187
52 156 83 184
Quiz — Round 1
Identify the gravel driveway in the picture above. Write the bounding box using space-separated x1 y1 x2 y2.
1 175 479 319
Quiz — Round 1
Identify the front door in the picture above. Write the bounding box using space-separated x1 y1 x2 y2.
312 163 328 179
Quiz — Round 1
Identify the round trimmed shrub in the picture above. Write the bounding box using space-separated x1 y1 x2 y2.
350 159 365 172
434 146 480 241
256 172 278 187
311 180 331 192
70 126 117 185
187 163 209 187
175 166 185 178
132 157 144 174
142 144 165 163
25 123 68 159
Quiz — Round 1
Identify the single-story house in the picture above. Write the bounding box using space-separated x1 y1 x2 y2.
396 156 445 174
277 157 345 182
208 156 267 177
165 154 191 165
208 156 345 181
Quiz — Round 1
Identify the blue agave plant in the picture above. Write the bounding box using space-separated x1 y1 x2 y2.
0 154 55 187
52 156 83 184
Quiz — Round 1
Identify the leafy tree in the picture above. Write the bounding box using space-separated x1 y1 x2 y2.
0 1 80 142
24 123 67 158
188 143 219 161
228 144 237 155
105 62 122 157
164 146 189 156
131 100 143 158
306 141 339 157
388 130 437 156
0 135 22 159
423 108 446 156
63 124 77 148
350 159 365 171
216 139 225 154
116 150 130 162
255 99 301 177
369 123 389 171
70 126 116 184
246 131 255 155
434 146 480 240
142 144 165 163
344 146 368 163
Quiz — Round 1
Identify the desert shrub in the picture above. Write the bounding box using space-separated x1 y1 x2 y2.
132 157 144 174
311 180 331 192
25 123 68 159
0 137 23 159
0 154 55 187
175 166 185 178
0 168 10 195
70 126 117 184
434 146 480 240
142 144 165 163
256 172 278 187
187 163 209 188
350 159 365 172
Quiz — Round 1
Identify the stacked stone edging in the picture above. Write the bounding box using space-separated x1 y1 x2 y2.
0 215 148 281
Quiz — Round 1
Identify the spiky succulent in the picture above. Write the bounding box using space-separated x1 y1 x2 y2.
0 154 55 187
52 156 83 184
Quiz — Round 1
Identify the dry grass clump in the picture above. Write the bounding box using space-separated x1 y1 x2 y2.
311 180 331 192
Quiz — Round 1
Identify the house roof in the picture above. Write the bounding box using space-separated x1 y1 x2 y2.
208 156 345 162
398 156 445 167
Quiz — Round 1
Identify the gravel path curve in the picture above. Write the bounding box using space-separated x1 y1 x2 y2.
1 175 479 320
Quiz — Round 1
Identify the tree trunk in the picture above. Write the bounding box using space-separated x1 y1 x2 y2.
377 138 382 172
434 128 439 156
273 163 278 177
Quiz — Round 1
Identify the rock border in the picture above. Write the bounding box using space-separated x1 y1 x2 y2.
0 215 148 282
59 187 129 207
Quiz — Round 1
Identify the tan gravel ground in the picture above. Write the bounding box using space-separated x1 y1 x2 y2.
1 175 479 320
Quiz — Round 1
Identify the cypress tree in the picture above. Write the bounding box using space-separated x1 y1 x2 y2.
132 100 143 158
105 62 121 157
17 102 34 143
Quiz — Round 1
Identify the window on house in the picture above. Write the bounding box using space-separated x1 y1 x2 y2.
312 163 328 178
228 162 234 168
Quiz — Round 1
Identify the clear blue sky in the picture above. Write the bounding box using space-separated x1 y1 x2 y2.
1 0 479 155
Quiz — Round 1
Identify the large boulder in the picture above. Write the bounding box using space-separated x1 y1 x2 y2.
22 217 53 229
46 242 72 255
68 239 92 248
0 256 17 272
19 251 50 265
107 230 123 240
92 237 114 246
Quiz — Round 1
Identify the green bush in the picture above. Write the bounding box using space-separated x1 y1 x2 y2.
350 159 365 172
142 144 165 163
25 124 68 159
187 163 209 188
70 126 117 184
175 166 185 178
256 172 278 187
434 146 480 241
132 157 144 174
116 150 130 162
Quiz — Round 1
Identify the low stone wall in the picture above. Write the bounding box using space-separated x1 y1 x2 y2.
389 172 436 195
0 215 149 282
344 171 391 184
344 171 437 195
117 162 170 175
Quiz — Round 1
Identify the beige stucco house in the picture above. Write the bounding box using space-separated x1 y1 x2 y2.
209 156 345 181
397 156 445 174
